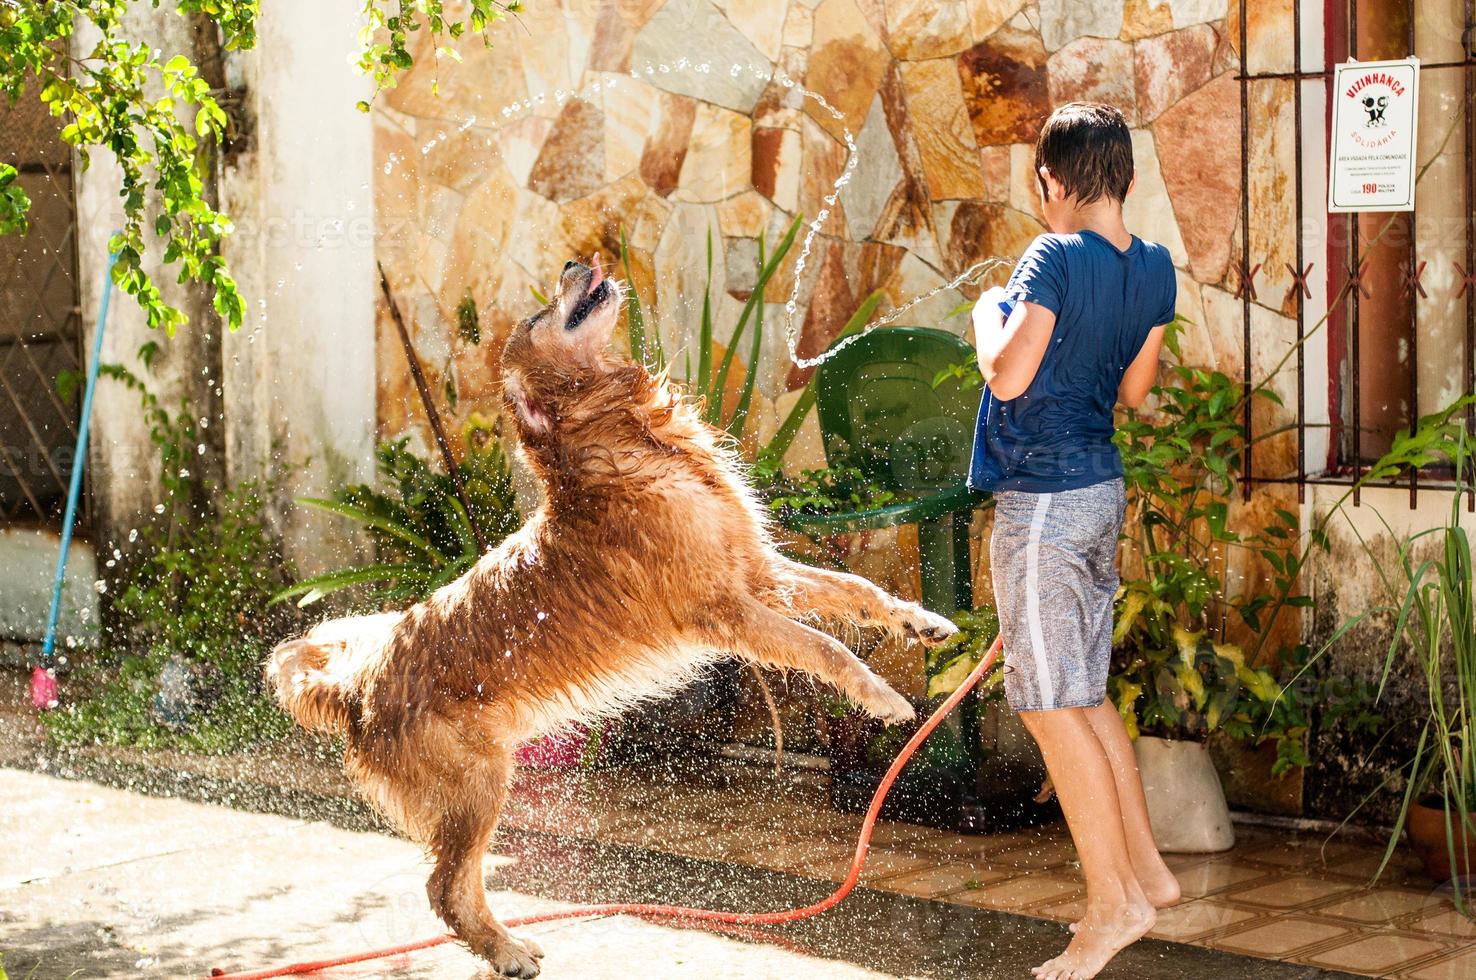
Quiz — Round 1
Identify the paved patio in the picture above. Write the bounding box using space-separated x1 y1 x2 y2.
1 666 1472 979
3 768 1356 980
498 764 1476 980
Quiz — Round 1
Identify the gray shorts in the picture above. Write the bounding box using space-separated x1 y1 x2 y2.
989 479 1125 712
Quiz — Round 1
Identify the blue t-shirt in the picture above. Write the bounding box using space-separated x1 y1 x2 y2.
968 230 1176 494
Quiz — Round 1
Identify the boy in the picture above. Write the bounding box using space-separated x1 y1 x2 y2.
969 102 1181 980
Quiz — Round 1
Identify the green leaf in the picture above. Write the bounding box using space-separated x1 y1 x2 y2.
1204 501 1235 541
295 496 438 556
455 291 481 345
0 163 31 235
1113 587 1152 645
1237 666 1282 703
697 228 714 405
271 563 427 606
620 227 654 369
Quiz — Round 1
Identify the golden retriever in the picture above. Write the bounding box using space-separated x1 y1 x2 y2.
268 256 957 977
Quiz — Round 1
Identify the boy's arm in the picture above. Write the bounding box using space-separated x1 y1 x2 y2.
1117 325 1166 409
973 289 1057 401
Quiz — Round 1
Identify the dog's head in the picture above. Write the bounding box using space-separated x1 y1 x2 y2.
501 255 627 440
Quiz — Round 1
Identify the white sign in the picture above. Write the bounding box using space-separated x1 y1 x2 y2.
1328 57 1420 212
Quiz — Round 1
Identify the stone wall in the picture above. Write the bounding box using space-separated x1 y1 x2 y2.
372 0 1256 460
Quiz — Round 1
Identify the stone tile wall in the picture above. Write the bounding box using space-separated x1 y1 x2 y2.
373 0 1282 463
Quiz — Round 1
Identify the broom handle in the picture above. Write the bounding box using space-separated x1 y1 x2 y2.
40 249 120 664
376 264 489 554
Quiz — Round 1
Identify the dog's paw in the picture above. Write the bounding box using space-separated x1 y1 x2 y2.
859 682 916 726
477 935 543 978
901 608 959 647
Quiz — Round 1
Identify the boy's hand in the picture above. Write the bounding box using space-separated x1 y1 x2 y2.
971 286 1010 345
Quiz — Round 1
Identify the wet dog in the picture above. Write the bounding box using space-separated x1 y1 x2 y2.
268 256 956 977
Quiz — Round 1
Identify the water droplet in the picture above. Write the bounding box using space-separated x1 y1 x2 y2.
128 528 138 542
153 504 166 515
94 579 108 594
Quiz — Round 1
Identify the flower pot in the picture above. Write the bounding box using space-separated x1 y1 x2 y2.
1406 795 1476 884
1134 735 1235 853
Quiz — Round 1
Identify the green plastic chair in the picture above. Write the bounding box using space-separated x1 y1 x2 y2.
780 326 985 617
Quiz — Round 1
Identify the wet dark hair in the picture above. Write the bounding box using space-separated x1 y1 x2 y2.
1034 102 1134 206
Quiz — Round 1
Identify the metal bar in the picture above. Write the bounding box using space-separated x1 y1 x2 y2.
1467 0 1476 512
64 145 86 528
377 263 489 554
0 444 48 520
0 368 67 489
1240 0 1253 502
0 330 85 347
1325 3 1347 483
1294 0 1306 503
1237 58 1476 80
1406 0 1419 509
1350 0 1362 507
1245 473 1464 490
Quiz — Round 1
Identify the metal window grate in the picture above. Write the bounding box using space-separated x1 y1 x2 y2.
1238 0 1476 509
0 86 85 528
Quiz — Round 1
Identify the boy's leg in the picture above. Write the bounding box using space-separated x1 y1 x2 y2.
1083 702 1180 908
1021 707 1155 980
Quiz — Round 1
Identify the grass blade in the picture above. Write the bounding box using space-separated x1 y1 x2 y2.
270 563 428 606
620 228 651 369
697 228 714 403
713 216 802 415
727 235 767 438
296 497 437 556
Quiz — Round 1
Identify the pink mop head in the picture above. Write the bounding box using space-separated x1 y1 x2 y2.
31 665 59 710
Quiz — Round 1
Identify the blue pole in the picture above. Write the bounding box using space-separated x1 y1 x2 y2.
38 250 119 667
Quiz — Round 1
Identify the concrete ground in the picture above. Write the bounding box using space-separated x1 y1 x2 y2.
1 769 1360 980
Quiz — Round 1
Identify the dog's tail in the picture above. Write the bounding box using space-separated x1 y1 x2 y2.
267 636 356 734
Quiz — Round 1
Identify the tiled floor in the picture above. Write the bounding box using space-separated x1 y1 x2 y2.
502 763 1476 979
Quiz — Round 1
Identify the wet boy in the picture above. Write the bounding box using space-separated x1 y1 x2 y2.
969 102 1181 980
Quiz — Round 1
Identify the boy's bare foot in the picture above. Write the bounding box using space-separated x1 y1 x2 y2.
1069 863 1179 933
1035 899 1155 980
1137 860 1181 909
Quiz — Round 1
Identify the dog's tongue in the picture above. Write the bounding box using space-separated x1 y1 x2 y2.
589 253 604 293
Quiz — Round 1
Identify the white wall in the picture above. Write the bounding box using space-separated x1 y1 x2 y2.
0 530 98 648
219 0 378 574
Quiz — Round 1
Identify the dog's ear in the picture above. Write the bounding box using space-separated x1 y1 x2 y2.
504 373 552 437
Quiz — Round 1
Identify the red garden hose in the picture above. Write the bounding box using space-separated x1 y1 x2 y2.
206 636 1003 980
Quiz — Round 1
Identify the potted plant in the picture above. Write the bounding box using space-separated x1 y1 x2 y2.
1357 408 1476 903
1110 327 1318 850
1110 600 1285 852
